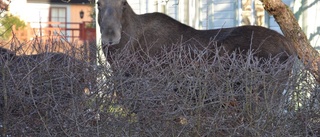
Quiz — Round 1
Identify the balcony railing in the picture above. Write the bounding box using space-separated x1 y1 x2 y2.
13 21 96 43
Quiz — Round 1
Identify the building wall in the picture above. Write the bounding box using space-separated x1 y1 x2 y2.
69 4 93 41
10 0 50 27
8 0 28 20
302 0 320 49
69 4 92 23
127 0 236 30
209 0 237 29
8 1 93 42
9 1 92 26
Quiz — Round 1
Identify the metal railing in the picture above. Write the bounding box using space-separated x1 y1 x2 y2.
13 21 95 43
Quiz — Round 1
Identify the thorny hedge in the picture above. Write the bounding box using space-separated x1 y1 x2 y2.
0 38 319 137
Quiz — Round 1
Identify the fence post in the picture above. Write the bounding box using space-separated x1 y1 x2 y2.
79 22 85 40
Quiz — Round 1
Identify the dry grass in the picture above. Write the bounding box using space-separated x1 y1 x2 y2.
0 36 319 137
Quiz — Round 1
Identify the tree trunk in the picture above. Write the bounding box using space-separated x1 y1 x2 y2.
260 0 320 83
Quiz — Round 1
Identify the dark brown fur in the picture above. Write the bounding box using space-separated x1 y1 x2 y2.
98 0 296 64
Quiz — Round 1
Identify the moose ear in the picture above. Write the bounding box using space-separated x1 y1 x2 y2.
123 1 127 6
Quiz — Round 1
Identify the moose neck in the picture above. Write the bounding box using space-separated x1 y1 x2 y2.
121 6 143 40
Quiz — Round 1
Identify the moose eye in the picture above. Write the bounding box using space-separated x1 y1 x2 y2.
122 1 127 6
122 1 127 10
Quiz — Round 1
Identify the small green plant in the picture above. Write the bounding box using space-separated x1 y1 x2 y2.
86 1 96 28
0 14 26 40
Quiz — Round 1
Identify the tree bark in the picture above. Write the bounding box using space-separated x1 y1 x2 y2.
260 0 320 83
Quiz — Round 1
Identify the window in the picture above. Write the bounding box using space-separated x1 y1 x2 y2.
50 7 66 28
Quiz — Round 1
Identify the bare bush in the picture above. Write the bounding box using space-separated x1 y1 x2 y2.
105 43 301 136
0 39 97 136
1 39 319 137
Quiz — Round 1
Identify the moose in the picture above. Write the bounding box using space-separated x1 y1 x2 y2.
97 0 295 63
97 0 296 94
96 0 297 101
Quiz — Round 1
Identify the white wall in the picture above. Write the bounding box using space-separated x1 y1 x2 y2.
210 0 236 29
127 0 141 14
9 1 73 28
304 0 320 49
9 0 28 20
